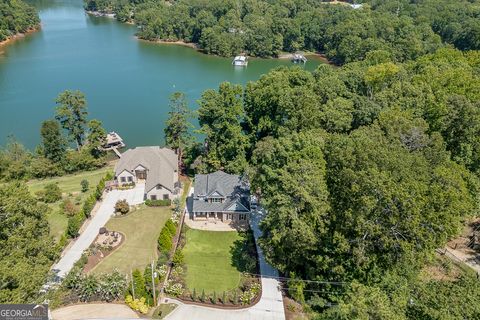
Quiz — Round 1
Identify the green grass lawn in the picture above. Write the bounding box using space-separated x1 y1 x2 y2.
27 166 113 241
183 229 244 294
91 205 171 275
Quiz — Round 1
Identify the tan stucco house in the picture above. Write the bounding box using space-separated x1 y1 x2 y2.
114 146 180 200
192 171 250 222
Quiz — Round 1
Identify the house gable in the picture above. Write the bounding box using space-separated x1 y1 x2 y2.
208 190 224 198
225 200 249 213
134 164 147 171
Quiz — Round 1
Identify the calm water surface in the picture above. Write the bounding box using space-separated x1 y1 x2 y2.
0 0 322 149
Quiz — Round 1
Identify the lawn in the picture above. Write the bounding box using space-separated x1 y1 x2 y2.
183 229 244 294
91 205 171 275
27 166 114 241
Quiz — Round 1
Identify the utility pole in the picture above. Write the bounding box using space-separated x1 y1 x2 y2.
151 260 156 304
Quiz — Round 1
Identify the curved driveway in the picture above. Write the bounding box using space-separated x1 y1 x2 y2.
165 208 285 320
52 184 145 279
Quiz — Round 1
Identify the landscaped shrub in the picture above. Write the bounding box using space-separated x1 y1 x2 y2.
81 179 89 192
125 295 149 314
77 274 99 302
67 212 83 238
97 270 127 302
63 267 127 303
239 282 261 305
61 198 78 217
158 231 173 253
192 288 197 301
165 219 176 236
172 250 184 266
165 280 184 297
145 199 171 207
212 291 217 304
131 269 147 299
43 182 62 203
114 199 129 215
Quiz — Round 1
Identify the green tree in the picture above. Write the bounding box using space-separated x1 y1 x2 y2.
198 82 248 173
81 179 89 192
0 182 58 303
40 119 66 162
164 92 192 167
86 119 107 158
55 90 88 151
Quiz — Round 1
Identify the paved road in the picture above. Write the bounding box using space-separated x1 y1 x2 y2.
52 184 145 279
51 303 139 320
165 208 285 320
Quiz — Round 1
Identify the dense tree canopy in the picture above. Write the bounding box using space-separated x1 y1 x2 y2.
0 182 58 303
85 0 479 62
0 0 39 42
182 46 480 317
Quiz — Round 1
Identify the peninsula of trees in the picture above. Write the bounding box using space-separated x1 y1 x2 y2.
0 0 39 42
84 0 480 62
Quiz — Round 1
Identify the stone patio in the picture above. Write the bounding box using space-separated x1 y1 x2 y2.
184 216 248 231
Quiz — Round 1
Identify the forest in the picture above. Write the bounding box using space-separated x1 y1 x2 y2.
0 0 39 42
84 0 480 63
161 46 480 318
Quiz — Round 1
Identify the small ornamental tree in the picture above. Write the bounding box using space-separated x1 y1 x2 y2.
114 199 129 214
222 291 226 304
43 182 62 203
81 179 89 192
201 289 205 303
212 291 217 304
192 288 196 301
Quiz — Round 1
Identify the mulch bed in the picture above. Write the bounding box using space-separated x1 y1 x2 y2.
83 232 125 273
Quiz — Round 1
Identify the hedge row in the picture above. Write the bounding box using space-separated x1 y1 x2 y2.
157 219 177 258
145 199 172 207
66 171 114 238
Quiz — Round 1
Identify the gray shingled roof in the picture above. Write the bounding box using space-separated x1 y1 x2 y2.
193 171 250 213
115 146 177 192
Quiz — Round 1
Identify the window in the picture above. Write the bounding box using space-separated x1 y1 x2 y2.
228 213 233 220
120 177 126 183
150 195 157 200
211 198 222 203
156 185 162 190
127 176 133 182
239 214 247 221
163 194 169 200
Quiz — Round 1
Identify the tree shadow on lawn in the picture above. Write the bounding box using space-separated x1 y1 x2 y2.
230 229 259 274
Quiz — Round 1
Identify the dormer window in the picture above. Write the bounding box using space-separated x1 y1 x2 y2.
210 197 223 203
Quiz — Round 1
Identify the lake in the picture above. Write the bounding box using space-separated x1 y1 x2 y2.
0 0 323 149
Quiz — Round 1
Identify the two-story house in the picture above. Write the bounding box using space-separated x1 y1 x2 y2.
192 171 250 222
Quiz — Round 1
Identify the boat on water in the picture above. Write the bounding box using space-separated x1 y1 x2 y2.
232 55 248 66
292 52 307 63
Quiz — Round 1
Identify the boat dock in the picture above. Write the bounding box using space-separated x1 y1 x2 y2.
103 131 125 158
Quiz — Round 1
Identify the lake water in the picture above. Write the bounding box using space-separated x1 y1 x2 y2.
0 0 323 149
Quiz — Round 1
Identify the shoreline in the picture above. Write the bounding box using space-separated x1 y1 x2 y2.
88 9 335 65
138 36 335 64
0 26 39 49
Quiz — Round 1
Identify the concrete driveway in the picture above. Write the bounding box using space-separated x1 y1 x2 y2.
165 208 285 320
52 183 145 279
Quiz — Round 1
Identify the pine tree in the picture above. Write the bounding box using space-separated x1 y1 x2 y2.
192 288 196 301
222 291 226 304
212 291 217 304
201 289 205 303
